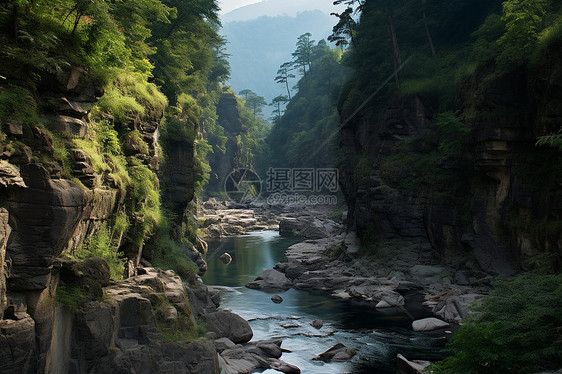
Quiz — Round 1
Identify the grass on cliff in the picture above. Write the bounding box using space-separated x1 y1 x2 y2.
75 222 126 281
431 272 562 374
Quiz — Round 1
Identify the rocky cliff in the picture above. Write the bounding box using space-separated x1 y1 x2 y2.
0 64 219 372
340 50 562 276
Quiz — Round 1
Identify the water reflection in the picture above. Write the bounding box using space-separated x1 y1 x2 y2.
203 231 446 374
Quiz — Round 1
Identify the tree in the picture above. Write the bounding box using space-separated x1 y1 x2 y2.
292 32 315 79
274 62 295 99
329 0 364 47
269 95 289 122
238 89 254 101
239 89 266 118
245 93 267 118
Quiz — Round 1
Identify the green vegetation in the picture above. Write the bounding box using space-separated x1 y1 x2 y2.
75 222 126 280
432 273 562 373
267 36 347 169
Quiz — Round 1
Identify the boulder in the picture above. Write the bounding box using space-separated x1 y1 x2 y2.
202 310 253 344
433 293 483 324
214 337 236 353
310 320 323 329
270 360 301 373
246 269 292 291
271 295 283 304
412 318 450 332
397 353 431 374
219 253 232 265
312 343 356 362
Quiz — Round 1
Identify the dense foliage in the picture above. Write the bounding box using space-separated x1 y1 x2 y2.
0 0 229 279
432 273 562 373
266 37 348 169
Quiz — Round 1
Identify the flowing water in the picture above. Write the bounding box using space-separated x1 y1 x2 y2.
203 231 446 374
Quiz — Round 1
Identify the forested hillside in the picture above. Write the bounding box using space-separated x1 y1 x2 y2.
332 0 562 372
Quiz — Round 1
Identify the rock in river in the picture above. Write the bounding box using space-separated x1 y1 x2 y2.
312 343 356 362
246 269 292 291
310 320 323 329
271 295 283 304
412 317 450 332
219 252 232 264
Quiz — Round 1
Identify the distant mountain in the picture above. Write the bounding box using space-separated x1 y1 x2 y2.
222 10 338 118
221 0 344 22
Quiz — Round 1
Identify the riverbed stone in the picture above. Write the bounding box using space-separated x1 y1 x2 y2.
269 359 301 373
271 295 283 304
246 269 292 291
412 318 450 332
310 320 323 329
312 343 356 362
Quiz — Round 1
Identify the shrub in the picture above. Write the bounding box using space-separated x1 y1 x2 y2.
431 273 562 373
75 223 126 281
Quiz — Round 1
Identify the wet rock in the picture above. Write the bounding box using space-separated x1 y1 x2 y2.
219 252 232 264
397 353 431 374
202 310 253 344
313 343 356 362
281 323 300 329
412 318 450 332
220 339 291 374
310 320 323 329
246 269 292 291
270 360 301 373
271 295 283 304
257 341 282 358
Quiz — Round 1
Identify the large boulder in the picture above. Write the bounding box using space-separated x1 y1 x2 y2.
202 310 253 344
246 269 292 291
412 318 450 332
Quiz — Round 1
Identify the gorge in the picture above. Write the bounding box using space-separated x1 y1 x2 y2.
1 0 562 373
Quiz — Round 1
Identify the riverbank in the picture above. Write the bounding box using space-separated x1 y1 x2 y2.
198 199 491 372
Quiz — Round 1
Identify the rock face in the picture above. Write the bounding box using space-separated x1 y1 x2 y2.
67 268 220 373
208 93 245 192
338 59 562 274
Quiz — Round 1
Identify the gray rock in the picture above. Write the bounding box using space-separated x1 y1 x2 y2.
412 318 450 332
312 343 356 362
246 269 292 291
214 337 236 353
270 360 301 373
310 320 323 329
397 353 431 374
271 295 283 304
202 310 253 344
410 265 446 284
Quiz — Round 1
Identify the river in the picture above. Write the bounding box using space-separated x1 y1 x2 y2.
203 230 446 374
